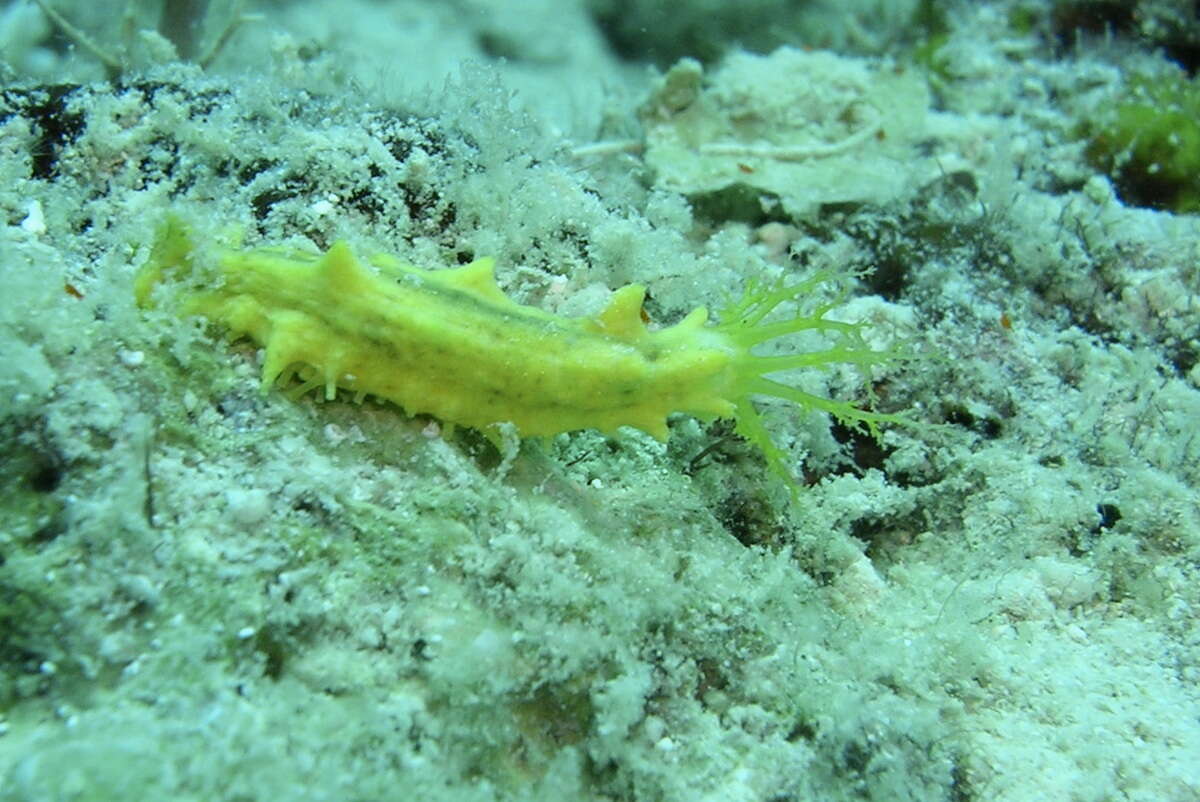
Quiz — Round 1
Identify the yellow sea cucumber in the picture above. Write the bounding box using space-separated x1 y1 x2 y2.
135 216 901 486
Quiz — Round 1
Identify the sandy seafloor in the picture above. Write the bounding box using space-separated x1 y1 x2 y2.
1 0 1199 800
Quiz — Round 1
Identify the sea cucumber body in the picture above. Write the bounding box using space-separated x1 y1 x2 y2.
167 234 740 439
